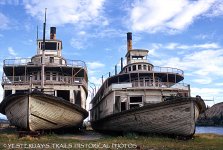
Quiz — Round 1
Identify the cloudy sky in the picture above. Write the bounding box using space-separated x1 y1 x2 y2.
0 0 223 118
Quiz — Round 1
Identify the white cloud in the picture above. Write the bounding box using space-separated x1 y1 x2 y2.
192 43 220 49
153 49 223 77
192 77 212 85
0 13 9 29
87 61 105 70
78 31 86 36
24 0 107 27
165 42 220 50
8 47 17 56
215 83 223 86
70 38 86 50
191 87 222 105
89 76 103 87
130 0 221 33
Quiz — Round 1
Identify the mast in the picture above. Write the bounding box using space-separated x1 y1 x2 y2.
41 8 47 89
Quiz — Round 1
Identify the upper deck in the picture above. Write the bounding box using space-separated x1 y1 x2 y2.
3 58 87 69
3 57 87 77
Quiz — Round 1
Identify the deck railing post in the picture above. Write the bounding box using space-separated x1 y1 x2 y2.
29 75 33 92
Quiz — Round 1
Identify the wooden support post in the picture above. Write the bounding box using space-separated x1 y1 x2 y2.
152 72 155 87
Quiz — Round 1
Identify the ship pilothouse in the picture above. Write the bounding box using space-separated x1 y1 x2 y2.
122 32 186 93
2 27 88 110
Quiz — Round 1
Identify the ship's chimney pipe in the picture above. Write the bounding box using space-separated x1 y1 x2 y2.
127 32 132 51
50 27 56 40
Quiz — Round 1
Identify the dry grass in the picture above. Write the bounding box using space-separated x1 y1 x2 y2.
0 128 222 150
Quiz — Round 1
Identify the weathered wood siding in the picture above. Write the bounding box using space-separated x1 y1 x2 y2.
29 95 85 131
5 97 28 129
98 92 114 119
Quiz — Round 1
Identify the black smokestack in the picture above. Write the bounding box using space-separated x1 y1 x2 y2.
50 27 56 40
127 32 132 51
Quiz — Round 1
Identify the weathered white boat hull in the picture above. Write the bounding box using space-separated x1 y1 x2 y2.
91 97 205 136
1 93 88 131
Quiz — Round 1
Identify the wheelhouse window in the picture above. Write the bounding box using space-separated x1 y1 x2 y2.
143 65 147 70
138 65 142 70
41 42 57 50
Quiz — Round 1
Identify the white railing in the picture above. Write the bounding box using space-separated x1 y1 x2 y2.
2 75 87 88
104 81 189 92
131 81 189 90
3 58 87 69
153 66 184 76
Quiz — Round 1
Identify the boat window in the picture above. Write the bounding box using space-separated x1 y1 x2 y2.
41 42 57 50
46 72 50 80
133 65 136 71
129 96 143 109
34 74 38 80
15 90 28 94
130 96 142 103
125 68 127 73
52 73 57 80
148 66 151 71
143 65 147 70
138 65 142 70
74 90 81 106
50 57 54 63
114 96 121 113
128 66 131 71
121 102 126 111
57 43 60 50
57 90 70 101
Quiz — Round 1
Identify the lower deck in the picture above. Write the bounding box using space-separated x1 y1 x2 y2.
3 84 87 110
90 85 190 121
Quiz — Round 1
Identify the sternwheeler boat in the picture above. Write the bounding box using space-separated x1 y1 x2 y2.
0 26 88 131
90 32 206 137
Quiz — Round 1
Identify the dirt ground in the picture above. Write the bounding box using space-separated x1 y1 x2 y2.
58 130 109 140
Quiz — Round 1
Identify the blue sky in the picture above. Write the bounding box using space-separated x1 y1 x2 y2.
1 0 223 118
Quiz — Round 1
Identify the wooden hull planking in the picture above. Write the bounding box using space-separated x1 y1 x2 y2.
3 93 88 131
91 98 204 136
